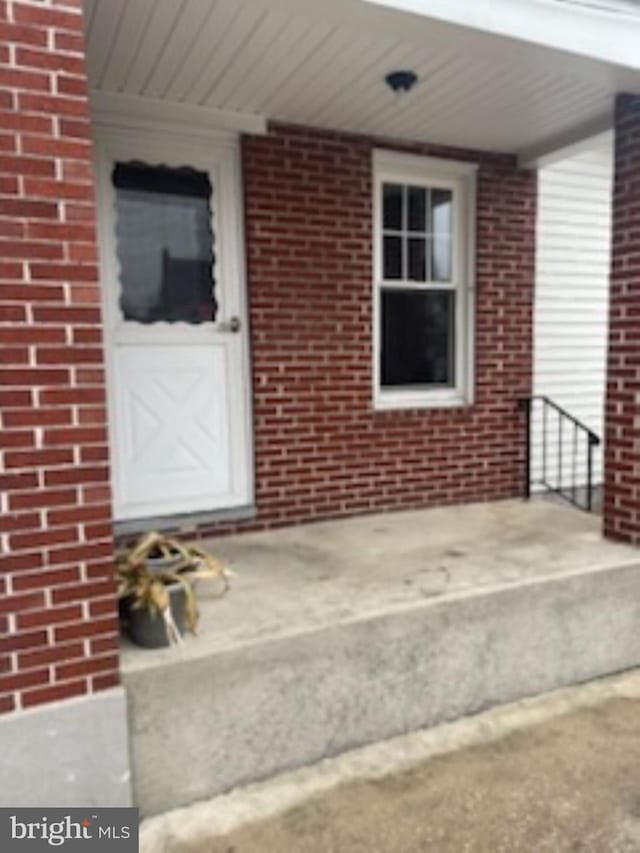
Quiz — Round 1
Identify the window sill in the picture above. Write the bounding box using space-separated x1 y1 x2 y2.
373 389 472 412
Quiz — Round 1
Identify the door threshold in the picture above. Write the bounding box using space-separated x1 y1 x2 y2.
113 505 257 540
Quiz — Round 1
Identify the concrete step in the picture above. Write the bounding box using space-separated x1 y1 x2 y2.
139 670 640 852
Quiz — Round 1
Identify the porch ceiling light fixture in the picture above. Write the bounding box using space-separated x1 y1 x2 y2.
385 70 418 93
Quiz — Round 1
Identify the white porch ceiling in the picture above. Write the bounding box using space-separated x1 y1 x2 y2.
83 0 640 159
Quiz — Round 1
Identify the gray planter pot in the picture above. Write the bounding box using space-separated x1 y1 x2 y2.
145 553 183 576
126 582 187 648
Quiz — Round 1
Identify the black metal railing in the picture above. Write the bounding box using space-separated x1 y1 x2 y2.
519 396 601 512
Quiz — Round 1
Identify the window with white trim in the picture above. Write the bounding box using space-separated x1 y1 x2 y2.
373 151 476 410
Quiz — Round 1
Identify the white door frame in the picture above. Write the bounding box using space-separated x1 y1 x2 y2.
93 111 254 523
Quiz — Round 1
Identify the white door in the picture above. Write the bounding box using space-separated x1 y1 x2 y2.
96 129 253 521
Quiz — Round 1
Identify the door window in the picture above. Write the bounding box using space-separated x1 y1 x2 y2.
112 162 216 324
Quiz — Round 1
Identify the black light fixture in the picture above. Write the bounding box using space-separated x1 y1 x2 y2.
385 70 418 93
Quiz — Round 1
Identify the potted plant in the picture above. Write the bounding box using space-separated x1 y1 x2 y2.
116 531 230 648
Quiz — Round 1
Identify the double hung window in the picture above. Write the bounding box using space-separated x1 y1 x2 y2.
373 151 476 409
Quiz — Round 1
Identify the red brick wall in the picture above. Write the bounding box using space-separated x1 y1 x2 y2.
0 0 119 713
194 123 536 536
604 93 640 543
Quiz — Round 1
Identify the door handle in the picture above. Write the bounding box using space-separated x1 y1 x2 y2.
218 316 241 333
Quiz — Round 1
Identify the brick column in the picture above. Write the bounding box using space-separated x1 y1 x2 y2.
0 0 119 712
604 93 640 543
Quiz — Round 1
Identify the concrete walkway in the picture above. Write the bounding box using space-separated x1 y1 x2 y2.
141 670 640 852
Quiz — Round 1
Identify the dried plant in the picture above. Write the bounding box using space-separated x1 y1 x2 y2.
116 531 230 645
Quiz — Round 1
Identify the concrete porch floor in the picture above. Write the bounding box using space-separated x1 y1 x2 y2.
121 498 637 670
119 498 640 817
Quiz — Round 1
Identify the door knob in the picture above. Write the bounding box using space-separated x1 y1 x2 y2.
219 316 241 333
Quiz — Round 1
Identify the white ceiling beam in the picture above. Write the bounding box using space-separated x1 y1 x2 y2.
517 112 613 168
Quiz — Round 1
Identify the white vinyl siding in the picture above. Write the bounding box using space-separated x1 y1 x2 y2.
532 131 613 490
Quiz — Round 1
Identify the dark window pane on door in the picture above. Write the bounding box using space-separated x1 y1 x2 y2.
383 235 403 279
408 186 427 231
381 289 455 387
113 161 216 324
408 237 426 281
383 183 403 230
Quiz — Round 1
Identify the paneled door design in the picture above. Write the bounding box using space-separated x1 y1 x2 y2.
96 129 253 521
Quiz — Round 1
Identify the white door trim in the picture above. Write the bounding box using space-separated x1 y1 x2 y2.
93 118 254 522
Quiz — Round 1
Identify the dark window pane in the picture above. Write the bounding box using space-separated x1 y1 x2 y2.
381 289 454 387
113 162 216 324
408 237 426 281
431 236 452 281
408 186 426 231
383 183 403 230
383 235 403 279
431 188 452 235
